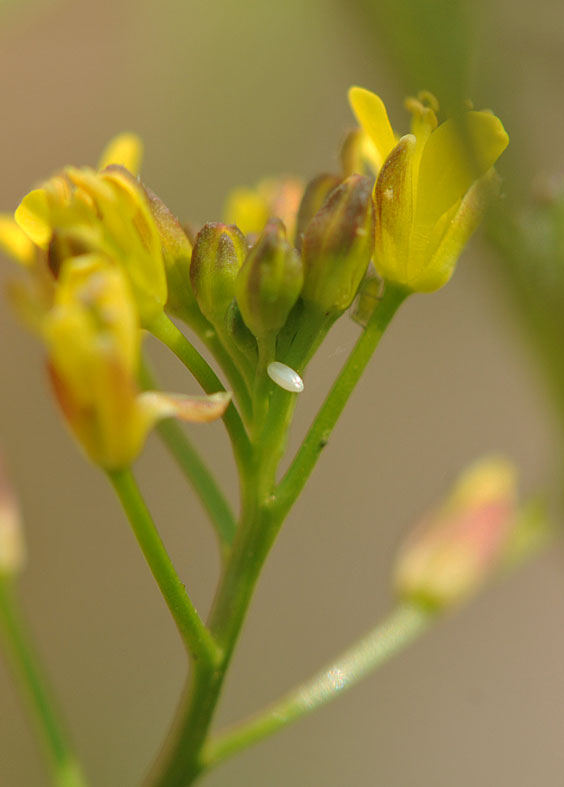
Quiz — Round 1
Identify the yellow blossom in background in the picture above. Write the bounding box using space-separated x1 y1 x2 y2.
224 176 304 240
0 215 35 267
97 132 144 175
44 256 230 470
349 87 509 291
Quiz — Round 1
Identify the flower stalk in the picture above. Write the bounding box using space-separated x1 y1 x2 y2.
0 84 516 787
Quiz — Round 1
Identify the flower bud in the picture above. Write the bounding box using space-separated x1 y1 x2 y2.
45 256 230 469
294 174 341 251
224 177 304 241
225 299 257 362
236 219 303 340
142 184 197 320
301 175 374 315
190 223 247 327
351 272 383 327
394 457 518 609
340 128 381 178
0 458 25 577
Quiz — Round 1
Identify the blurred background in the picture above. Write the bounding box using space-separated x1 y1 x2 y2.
1 0 564 784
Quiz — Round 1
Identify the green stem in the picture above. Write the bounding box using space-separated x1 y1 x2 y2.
274 283 408 519
254 306 336 486
139 358 237 552
252 332 277 438
147 312 252 475
150 287 407 786
150 471 275 787
202 603 433 769
108 469 220 666
178 307 253 424
0 576 87 787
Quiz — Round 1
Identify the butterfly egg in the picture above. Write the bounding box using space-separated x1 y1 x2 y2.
267 362 304 393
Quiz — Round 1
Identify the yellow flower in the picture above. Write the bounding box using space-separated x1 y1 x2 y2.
44 256 230 470
224 176 304 240
349 88 509 292
14 161 167 323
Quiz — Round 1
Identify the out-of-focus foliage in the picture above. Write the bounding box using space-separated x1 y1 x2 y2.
351 0 472 111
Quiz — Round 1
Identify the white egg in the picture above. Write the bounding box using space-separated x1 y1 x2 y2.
267 362 304 393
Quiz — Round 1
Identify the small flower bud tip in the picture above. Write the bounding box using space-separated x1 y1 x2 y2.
394 456 518 609
0 458 26 576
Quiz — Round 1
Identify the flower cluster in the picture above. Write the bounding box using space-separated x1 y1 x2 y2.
0 137 230 469
0 89 508 468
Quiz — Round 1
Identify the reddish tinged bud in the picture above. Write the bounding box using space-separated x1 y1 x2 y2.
0 458 25 577
295 174 341 251
190 223 248 327
394 457 518 609
301 174 374 315
143 185 197 320
236 220 303 340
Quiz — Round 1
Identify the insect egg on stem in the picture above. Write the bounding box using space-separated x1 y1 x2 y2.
267 362 304 393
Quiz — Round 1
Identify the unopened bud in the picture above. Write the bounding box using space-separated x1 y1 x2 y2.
236 220 303 340
190 223 247 326
295 174 341 251
394 457 518 609
301 174 374 315
340 128 381 178
225 299 257 362
0 458 25 576
143 185 197 321
351 271 383 327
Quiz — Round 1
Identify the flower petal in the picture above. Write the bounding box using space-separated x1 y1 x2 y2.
348 87 397 170
0 214 36 265
415 110 509 226
15 189 52 248
97 133 144 175
411 169 500 292
138 390 232 425
373 135 417 286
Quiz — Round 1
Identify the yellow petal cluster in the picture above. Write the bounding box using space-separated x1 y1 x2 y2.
349 87 509 291
224 177 304 241
0 135 230 470
14 163 167 323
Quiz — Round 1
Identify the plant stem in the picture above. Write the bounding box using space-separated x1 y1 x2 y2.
150 286 407 786
108 468 220 666
150 470 276 787
0 576 87 787
274 282 408 519
202 603 433 769
177 308 253 425
147 312 252 475
157 419 236 552
139 358 237 552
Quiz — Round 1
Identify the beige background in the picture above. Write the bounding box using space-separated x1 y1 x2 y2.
1 0 564 784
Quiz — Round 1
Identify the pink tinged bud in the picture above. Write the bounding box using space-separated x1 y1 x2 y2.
236 219 303 340
142 184 197 320
394 457 518 609
190 222 248 327
295 174 342 251
301 174 375 315
0 458 26 576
